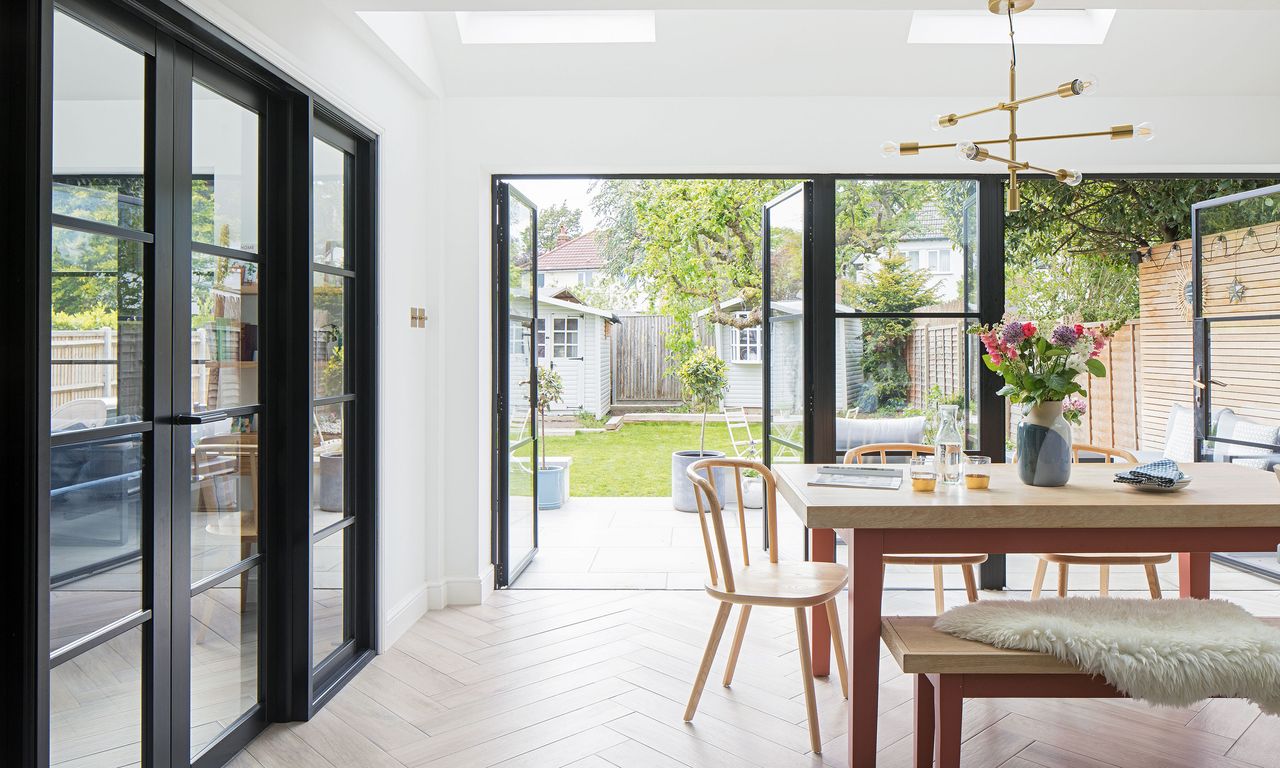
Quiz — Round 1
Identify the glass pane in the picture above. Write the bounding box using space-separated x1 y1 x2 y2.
507 438 536 571
51 228 144 432
190 415 260 583
836 179 978 314
50 435 144 653
313 529 348 667
836 319 979 457
191 255 259 411
52 12 145 231
313 403 346 529
191 567 259 758
313 138 346 268
768 190 805 463
1203 318 1280 469
1199 189 1280 319
192 81 259 253
50 625 142 768
509 319 533 442
313 272 346 399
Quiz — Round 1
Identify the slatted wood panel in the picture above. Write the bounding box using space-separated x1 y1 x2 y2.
1137 221 1280 449
906 320 963 410
612 313 685 404
230 587 1280 768
1075 321 1141 451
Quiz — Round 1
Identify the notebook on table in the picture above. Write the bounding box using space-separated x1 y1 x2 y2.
808 464 904 490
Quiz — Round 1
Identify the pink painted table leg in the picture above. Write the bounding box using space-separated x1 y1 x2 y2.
810 528 836 677
1179 552 1212 598
847 529 884 767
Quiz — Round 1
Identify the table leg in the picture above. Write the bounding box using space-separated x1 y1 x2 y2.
849 529 884 767
1179 552 1211 599
913 675 934 768
810 527 836 677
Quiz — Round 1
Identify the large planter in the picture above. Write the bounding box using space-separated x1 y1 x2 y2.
1017 401 1072 487
318 452 343 512
537 466 566 510
671 450 728 512
741 476 764 509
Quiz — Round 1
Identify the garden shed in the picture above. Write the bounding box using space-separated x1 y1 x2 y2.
509 291 620 420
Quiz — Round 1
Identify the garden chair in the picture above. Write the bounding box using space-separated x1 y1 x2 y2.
845 443 986 614
684 457 848 754
723 406 760 460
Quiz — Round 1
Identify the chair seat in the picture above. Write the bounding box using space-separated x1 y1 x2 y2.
706 562 848 607
1037 553 1172 565
883 554 989 566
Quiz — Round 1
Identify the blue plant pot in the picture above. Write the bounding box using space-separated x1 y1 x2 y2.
537 466 566 510
1017 401 1072 487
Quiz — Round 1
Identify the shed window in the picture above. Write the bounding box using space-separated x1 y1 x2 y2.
732 312 760 362
553 317 579 358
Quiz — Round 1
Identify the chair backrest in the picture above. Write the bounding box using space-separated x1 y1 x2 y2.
1070 443 1137 464
686 458 779 594
50 398 108 431
844 442 934 465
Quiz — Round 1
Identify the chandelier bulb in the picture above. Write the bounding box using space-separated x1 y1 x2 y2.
956 141 983 162
1072 73 1100 97
932 114 957 131
880 141 902 157
1135 121 1155 142
1058 169 1084 187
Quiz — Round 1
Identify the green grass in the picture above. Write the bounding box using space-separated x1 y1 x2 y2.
541 421 739 496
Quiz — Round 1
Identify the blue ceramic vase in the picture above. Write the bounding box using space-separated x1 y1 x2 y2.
1017 401 1072 487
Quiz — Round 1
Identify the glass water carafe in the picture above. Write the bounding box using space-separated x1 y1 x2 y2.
934 404 964 486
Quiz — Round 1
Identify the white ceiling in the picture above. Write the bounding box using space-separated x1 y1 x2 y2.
337 3 1280 100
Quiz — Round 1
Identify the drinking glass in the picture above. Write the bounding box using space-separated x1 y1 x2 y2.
964 455 992 490
909 456 937 493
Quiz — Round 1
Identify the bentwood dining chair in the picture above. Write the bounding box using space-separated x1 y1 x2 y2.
1031 443 1172 598
684 457 848 754
845 443 987 614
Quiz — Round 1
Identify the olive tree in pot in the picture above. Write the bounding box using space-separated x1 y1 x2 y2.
536 365 567 510
672 347 730 512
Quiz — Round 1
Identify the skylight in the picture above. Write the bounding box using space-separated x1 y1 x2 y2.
455 11 656 45
908 9 1116 45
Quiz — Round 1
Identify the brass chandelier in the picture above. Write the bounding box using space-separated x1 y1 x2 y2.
881 0 1153 211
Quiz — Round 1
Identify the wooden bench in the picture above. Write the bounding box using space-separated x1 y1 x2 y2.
881 615 1280 768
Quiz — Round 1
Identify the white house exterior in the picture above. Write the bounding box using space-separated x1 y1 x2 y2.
856 203 968 304
510 291 618 420
536 230 603 292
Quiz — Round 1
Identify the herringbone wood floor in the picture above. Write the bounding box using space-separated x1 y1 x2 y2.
231 587 1280 768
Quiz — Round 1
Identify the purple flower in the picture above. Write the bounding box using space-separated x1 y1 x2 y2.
1050 324 1079 346
1001 320 1026 345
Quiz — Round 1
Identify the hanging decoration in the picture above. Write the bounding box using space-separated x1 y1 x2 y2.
880 0 1153 212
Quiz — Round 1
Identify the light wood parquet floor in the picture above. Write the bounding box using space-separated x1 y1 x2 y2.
230 585 1280 768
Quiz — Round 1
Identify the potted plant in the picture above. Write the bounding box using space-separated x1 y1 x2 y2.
535 365 567 510
671 346 729 512
970 319 1123 486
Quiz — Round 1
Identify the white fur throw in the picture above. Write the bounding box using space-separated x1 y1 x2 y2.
934 598 1280 713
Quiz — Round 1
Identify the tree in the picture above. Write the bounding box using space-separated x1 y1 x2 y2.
835 180 933 296
590 178 796 364
537 201 583 253
847 252 939 411
676 346 728 456
535 365 565 469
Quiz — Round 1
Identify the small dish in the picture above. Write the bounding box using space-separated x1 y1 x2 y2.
1126 476 1192 493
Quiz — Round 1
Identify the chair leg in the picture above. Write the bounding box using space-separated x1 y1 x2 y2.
684 601 732 722
824 599 849 699
914 675 935 768
793 607 822 754
1099 564 1110 597
722 605 752 687
1057 563 1070 598
1032 559 1048 600
933 565 945 615
962 564 979 603
933 674 963 768
1145 564 1163 599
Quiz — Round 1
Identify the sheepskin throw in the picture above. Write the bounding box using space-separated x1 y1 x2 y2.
934 598 1280 713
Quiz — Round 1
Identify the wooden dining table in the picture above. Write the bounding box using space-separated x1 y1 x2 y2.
774 461 1280 767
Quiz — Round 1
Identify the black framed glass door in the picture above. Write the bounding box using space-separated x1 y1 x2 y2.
763 183 812 468
493 183 539 587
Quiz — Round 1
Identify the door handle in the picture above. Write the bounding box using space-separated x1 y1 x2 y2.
173 411 230 425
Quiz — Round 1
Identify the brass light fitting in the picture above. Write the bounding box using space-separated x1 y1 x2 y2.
881 0 1154 211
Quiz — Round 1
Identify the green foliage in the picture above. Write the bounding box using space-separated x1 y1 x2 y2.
321 345 345 396
676 346 729 455
52 305 119 331
575 410 607 429
971 319 1126 410
835 181 933 295
848 252 939 410
536 365 565 468
542 422 736 496
537 201 584 253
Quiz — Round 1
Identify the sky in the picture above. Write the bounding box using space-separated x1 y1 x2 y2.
507 178 601 232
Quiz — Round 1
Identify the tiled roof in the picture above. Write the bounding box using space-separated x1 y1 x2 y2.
540 230 602 271
902 203 948 241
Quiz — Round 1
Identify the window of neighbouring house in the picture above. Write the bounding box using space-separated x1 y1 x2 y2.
552 317 579 358
577 270 594 285
535 318 546 359
537 273 546 288
733 312 761 362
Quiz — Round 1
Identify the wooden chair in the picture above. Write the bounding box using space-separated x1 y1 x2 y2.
684 457 848 754
845 444 987 614
1032 444 1172 599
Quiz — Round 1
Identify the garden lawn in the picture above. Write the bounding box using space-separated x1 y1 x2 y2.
541 421 741 496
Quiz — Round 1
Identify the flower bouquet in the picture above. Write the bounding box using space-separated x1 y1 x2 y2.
968 319 1125 486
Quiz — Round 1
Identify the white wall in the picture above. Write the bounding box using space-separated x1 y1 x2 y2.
179 0 445 650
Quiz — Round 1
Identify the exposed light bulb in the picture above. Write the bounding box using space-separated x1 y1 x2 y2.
956 141 982 162
1058 169 1084 187
880 141 901 157
1135 121 1155 142
932 114 957 132
1072 73 1100 97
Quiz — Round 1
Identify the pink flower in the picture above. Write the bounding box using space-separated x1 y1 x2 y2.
1022 322 1037 338
1073 323 1085 336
